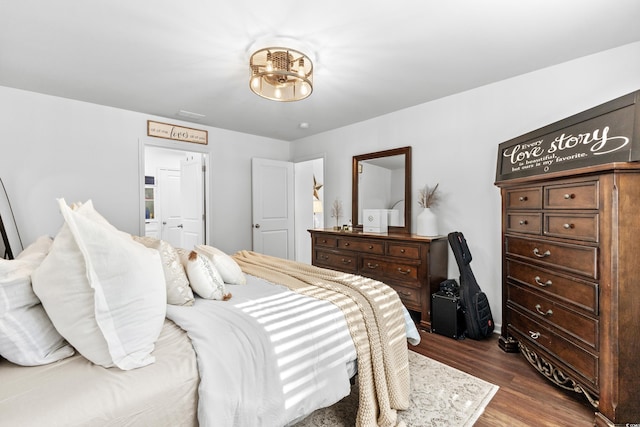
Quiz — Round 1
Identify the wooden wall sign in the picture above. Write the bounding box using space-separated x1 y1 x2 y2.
495 91 640 182
147 120 208 145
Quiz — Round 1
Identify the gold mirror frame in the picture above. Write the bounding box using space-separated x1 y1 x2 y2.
352 146 412 234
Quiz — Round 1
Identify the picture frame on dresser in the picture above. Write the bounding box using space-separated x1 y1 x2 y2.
494 90 640 427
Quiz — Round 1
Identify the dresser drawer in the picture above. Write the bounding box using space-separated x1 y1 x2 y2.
506 187 543 209
314 236 337 248
506 259 598 314
506 213 542 235
544 213 598 242
544 181 599 209
360 256 421 287
390 284 421 308
313 249 358 273
508 307 598 387
505 236 598 279
387 243 421 259
337 238 384 254
508 283 598 349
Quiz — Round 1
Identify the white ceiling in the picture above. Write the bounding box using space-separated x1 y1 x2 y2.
2 1 640 141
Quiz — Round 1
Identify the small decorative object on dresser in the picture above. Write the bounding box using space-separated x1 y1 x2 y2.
494 90 640 427
309 228 448 329
416 183 440 236
362 209 388 233
330 198 343 230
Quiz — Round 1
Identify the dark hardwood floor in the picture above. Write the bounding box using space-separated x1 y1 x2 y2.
410 329 595 426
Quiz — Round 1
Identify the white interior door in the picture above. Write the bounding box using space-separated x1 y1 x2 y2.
181 154 204 250
252 158 294 259
159 168 183 248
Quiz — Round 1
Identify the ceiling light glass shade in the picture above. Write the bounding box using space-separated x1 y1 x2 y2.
249 47 313 102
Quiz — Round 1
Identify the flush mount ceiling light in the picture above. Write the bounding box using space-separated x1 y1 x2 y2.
249 47 313 102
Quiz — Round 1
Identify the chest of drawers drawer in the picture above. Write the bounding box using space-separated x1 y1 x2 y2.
508 307 598 388
337 238 384 254
507 283 598 349
314 236 337 248
506 187 543 209
544 181 599 209
506 259 598 314
360 256 421 286
387 243 421 259
507 212 542 234
391 284 421 308
544 213 599 242
505 236 598 279
313 249 358 273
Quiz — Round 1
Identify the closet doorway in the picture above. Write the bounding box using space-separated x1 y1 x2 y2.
143 144 209 249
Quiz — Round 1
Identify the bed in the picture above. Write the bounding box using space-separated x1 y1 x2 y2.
0 197 419 427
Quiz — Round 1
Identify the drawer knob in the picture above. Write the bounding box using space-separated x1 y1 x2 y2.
533 248 551 258
519 196 528 202
397 290 412 298
368 245 374 249
400 249 406 253
366 262 379 269
528 331 540 340
321 239 327 243
534 276 552 287
519 220 528 226
535 304 553 317
344 242 350 247
563 193 575 200
397 268 411 275
341 258 352 264
563 223 574 230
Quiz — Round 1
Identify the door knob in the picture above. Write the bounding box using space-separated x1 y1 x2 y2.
254 224 261 229
177 224 183 228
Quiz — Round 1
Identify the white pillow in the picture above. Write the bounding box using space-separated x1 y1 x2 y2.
132 236 195 306
195 245 246 285
32 199 166 370
0 236 75 366
184 250 231 300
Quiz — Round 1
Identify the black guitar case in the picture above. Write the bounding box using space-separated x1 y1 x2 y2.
447 231 494 340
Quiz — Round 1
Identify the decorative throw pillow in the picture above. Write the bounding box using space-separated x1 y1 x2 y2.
195 244 246 285
32 199 166 370
184 251 231 300
0 236 75 366
132 236 194 306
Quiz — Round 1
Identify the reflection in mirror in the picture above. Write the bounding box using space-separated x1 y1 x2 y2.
352 147 411 234
0 178 23 259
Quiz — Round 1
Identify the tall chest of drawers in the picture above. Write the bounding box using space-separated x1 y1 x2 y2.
497 167 640 426
309 229 448 329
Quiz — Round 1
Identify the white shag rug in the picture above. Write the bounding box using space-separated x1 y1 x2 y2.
294 350 499 427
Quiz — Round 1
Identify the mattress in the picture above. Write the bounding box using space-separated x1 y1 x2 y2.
0 319 199 427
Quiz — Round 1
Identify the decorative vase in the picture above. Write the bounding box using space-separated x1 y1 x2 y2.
416 207 438 236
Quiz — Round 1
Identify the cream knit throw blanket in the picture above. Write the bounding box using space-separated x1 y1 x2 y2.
233 251 410 427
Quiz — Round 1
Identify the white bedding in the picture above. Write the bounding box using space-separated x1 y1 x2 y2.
167 274 357 427
166 273 420 427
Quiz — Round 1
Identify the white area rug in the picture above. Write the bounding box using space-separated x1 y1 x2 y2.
294 350 499 427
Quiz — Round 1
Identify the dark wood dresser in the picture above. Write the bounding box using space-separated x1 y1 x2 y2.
309 229 448 329
495 91 640 426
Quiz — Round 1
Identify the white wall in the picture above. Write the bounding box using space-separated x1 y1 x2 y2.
0 86 290 254
291 41 640 329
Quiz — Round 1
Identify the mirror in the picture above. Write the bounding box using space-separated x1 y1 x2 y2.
352 146 412 234
0 178 23 259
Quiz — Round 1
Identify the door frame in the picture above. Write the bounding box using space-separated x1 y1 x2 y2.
138 138 210 244
292 153 325 263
